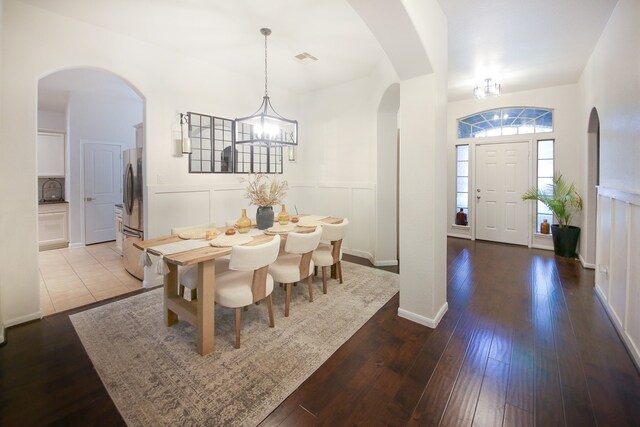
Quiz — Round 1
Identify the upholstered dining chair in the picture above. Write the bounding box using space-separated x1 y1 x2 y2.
170 223 229 300
269 226 323 317
311 218 349 294
215 235 281 348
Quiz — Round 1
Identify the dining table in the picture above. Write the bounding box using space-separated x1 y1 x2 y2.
134 216 343 356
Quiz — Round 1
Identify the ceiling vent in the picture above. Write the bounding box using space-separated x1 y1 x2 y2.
294 52 318 64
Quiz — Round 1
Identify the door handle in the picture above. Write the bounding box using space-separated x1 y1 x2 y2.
85 197 94 202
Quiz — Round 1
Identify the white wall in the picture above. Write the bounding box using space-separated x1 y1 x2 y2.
294 67 393 262
396 0 449 327
446 84 583 251
66 90 142 245
0 0 297 327
580 0 640 367
37 109 65 131
0 0 5 344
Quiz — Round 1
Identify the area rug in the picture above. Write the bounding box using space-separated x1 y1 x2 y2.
70 261 399 426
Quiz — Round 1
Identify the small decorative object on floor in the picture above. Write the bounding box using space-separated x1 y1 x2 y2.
455 208 468 226
241 173 288 230
236 208 252 233
278 204 290 225
540 219 550 234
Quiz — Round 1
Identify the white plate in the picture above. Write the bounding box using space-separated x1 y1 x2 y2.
209 234 254 247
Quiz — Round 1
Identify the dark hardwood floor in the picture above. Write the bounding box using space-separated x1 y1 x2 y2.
2 238 639 426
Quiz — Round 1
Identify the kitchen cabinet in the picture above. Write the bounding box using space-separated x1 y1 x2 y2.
38 202 69 251
114 204 123 255
37 132 65 177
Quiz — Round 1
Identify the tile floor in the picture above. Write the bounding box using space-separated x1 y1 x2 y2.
39 241 142 315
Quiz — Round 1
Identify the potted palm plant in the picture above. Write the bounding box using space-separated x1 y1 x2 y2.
522 174 583 258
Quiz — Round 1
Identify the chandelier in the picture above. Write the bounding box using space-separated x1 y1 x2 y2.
235 28 298 147
474 78 501 99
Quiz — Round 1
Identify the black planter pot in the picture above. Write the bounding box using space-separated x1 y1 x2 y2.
550 225 580 258
256 206 274 230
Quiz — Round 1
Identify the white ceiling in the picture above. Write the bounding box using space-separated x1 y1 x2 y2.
438 0 618 101
23 0 386 97
27 0 619 104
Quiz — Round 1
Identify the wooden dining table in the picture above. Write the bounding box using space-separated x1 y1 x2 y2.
134 216 343 356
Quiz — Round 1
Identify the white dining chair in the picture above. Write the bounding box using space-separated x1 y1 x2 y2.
269 227 323 317
170 223 229 300
311 218 349 294
215 235 281 348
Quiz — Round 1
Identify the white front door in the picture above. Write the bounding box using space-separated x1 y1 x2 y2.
84 143 122 245
475 142 529 246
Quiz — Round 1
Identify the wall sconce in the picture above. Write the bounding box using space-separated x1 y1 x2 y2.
288 146 296 162
180 113 192 154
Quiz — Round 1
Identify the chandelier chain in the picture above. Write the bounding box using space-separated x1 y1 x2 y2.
264 31 268 97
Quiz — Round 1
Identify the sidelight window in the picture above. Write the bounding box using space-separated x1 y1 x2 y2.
455 144 470 224
536 139 554 232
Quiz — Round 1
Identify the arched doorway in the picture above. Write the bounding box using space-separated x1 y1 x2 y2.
38 68 144 245
37 67 145 314
585 107 600 267
375 84 400 266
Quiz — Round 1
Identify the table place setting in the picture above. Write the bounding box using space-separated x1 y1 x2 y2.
209 233 254 247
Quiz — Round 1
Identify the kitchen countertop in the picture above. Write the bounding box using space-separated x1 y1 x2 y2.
38 200 68 205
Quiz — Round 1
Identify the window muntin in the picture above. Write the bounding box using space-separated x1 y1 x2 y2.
458 107 553 139
188 112 282 174
536 139 554 232
456 145 470 223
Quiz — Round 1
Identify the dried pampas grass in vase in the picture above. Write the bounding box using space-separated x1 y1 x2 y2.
241 174 288 229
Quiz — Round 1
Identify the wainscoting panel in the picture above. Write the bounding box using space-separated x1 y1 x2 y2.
211 186 248 227
147 186 212 237
148 182 376 261
351 187 374 259
595 187 640 368
626 206 640 358
596 195 611 300
289 182 375 260
609 199 628 328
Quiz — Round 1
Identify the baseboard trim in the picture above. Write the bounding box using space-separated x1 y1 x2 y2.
447 233 472 240
398 302 448 329
578 253 596 269
594 285 640 371
372 259 398 267
69 242 84 249
343 248 373 263
4 311 42 328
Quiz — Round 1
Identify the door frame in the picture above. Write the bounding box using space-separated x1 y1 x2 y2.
81 140 123 245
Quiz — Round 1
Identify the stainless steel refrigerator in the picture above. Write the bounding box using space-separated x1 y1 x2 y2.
122 148 144 280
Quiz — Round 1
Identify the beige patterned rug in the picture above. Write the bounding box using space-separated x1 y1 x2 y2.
70 261 399 426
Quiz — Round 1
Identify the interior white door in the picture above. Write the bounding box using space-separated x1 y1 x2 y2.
84 143 122 245
475 142 529 245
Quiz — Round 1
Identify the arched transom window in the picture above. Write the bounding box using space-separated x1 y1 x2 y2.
458 107 553 139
